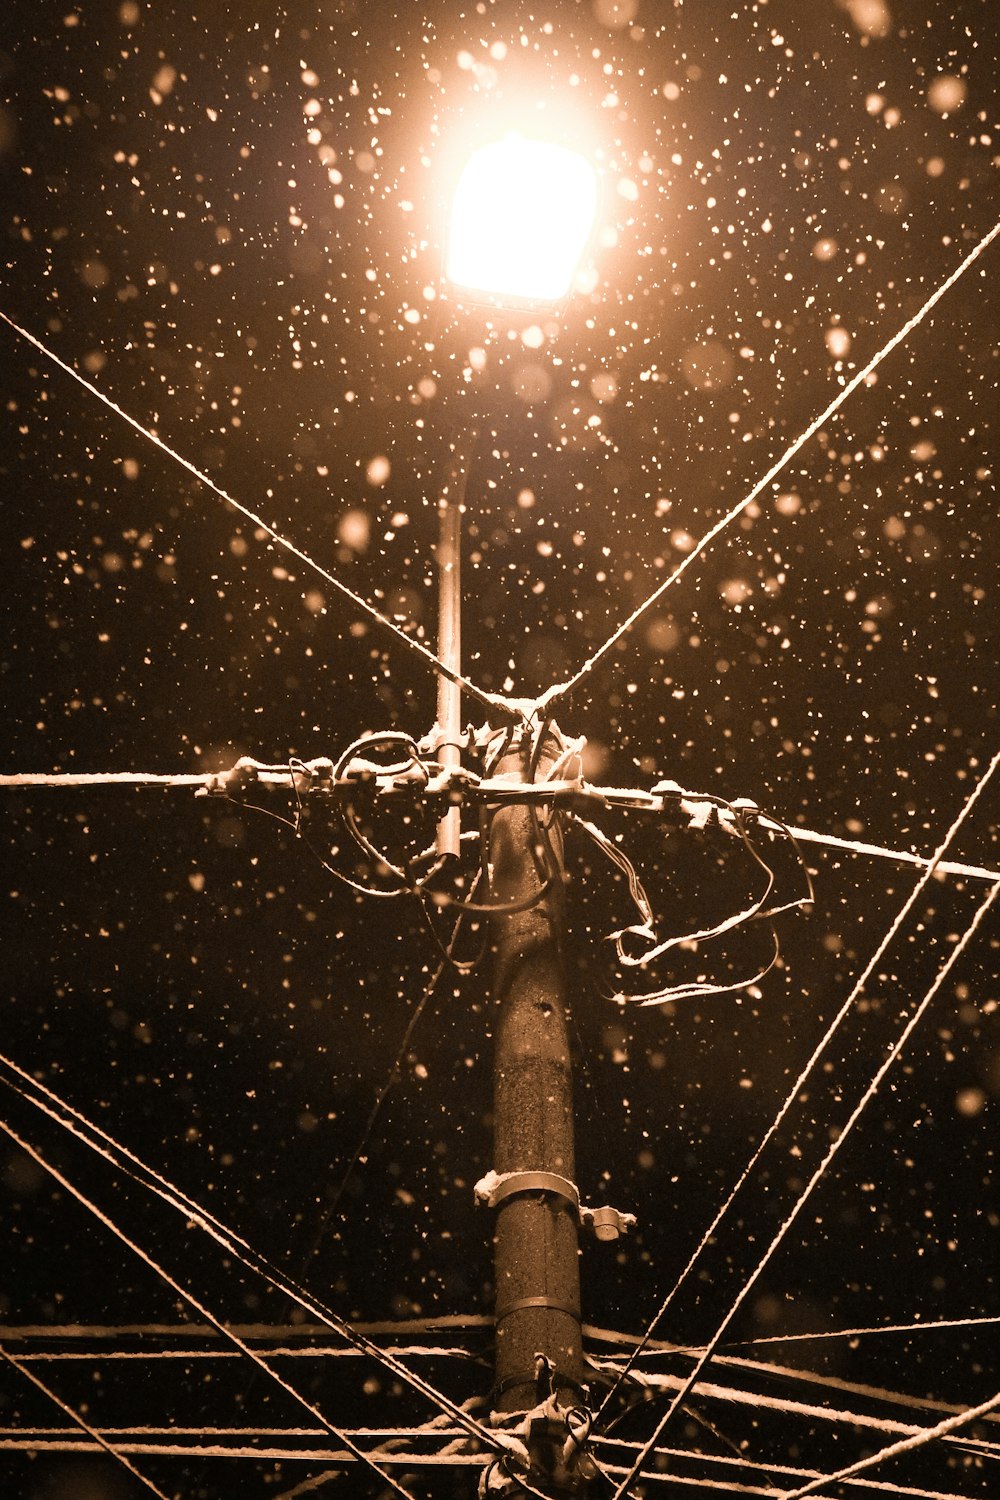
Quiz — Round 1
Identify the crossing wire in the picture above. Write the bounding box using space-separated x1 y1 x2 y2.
0 308 513 723
598 739 1000 1421
0 1117 421 1500
4 142 998 1500
0 1345 172 1499
535 214 1000 716
782 1384 1000 1500
0 1050 506 1459
609 872 1000 1498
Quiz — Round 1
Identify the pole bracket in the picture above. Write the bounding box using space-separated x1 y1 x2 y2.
475 1171 635 1240
579 1203 637 1242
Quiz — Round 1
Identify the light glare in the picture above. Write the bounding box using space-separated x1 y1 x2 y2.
446 136 599 304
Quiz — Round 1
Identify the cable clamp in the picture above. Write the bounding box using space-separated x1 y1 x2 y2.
475 1169 579 1211
421 722 474 756
302 756 335 792
475 1172 635 1240
201 756 259 797
579 1204 637 1242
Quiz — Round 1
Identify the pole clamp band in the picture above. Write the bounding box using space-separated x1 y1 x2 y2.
495 1295 581 1326
474 1169 580 1211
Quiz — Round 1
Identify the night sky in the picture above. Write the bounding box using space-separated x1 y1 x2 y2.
1 1 998 1496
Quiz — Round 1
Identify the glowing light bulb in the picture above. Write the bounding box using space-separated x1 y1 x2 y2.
445 135 599 305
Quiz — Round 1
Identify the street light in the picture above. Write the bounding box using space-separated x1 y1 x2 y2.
433 128 603 1490
445 134 600 306
434 133 599 858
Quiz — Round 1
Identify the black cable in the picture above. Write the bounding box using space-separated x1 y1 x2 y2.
291 946 459 1288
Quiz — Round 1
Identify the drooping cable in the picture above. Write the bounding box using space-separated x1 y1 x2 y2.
608 872 1000 1498
536 215 1000 716
0 308 513 721
570 789 813 1005
597 741 1000 1423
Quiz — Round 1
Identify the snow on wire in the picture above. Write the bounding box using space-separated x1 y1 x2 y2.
0 1051 513 1465
3 735 998 1012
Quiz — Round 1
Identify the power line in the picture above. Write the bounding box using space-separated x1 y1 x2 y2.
0 1048 503 1456
598 740 1000 1422
591 1439 983 1500
0 1436 487 1466
3 761 997 886
781 1384 1000 1500
587 1358 996 1451
536 214 1000 715
725 1313 1000 1350
609 871 1000 1497
0 1346 172 1499
0 308 512 722
0 1117 422 1500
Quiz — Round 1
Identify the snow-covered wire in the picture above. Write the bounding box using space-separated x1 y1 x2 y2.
0 1346 172 1498
586 1355 998 1452
0 308 515 722
597 741 1000 1424
2 763 997 885
608 870 1000 1498
591 1437 984 1500
780 1384 1000 1500
536 215 1000 715
0 770 212 787
0 1435 490 1467
0 1053 505 1456
6 1411 992 1494
765 820 1000 884
268 1394 490 1500
0 1118 422 1500
724 1313 1000 1350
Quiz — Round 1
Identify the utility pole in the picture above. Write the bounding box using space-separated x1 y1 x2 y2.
434 422 611 1492
480 727 597 1496
488 729 582 1409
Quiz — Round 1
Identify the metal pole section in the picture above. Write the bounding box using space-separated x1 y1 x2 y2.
488 729 584 1421
435 439 470 860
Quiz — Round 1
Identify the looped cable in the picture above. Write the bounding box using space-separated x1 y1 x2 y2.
571 786 810 1006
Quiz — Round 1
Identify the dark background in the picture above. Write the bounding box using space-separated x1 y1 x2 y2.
1 1 997 1495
